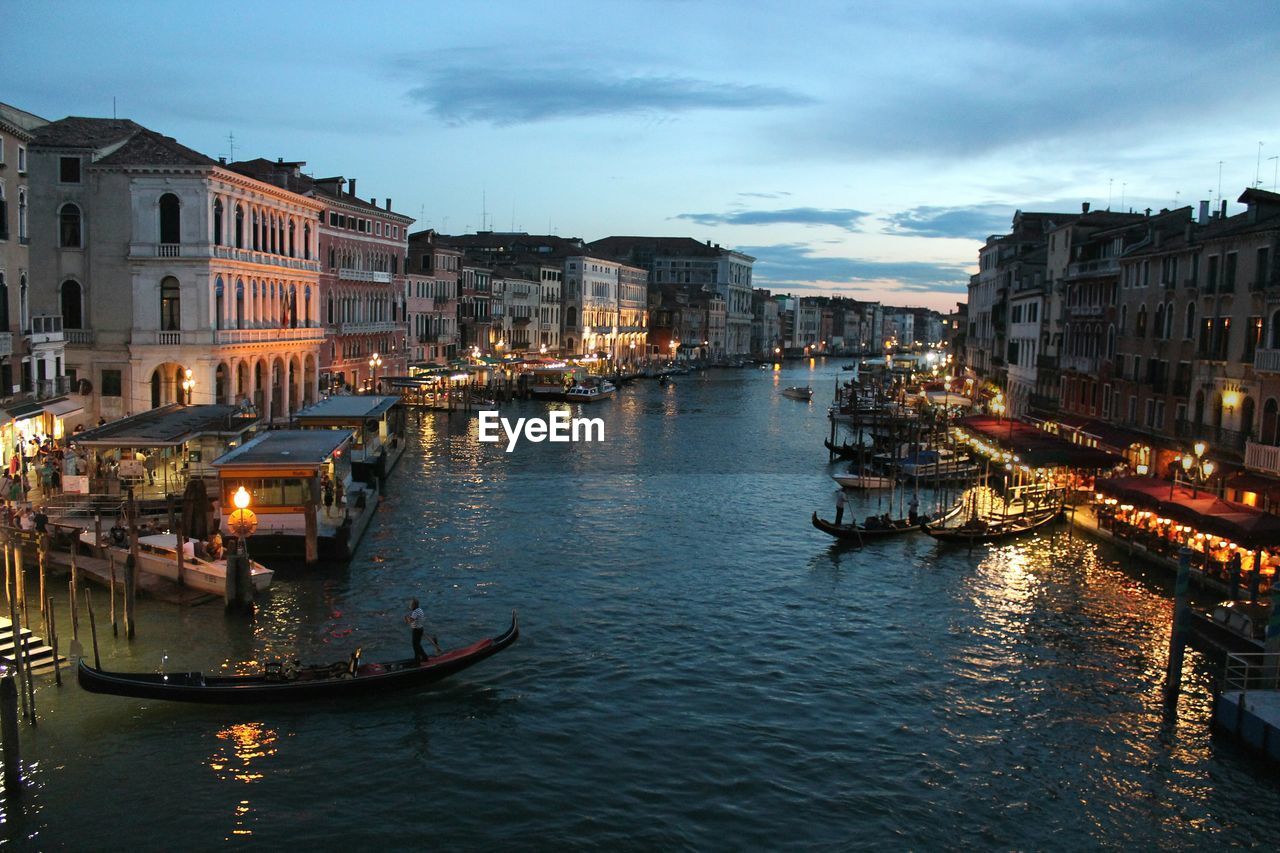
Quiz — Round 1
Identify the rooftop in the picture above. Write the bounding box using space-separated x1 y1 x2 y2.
212 429 353 468
72 405 257 447
32 116 143 149
292 395 400 421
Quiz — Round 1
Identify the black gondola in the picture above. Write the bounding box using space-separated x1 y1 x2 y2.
823 437 861 460
924 509 1061 545
77 612 519 704
812 502 963 543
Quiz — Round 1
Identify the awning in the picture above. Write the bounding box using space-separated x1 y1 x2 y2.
4 401 45 420
957 415 1123 468
46 398 84 418
1096 476 1280 550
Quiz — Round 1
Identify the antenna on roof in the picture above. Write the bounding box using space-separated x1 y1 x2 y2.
113 96 117 120
1107 178 1113 211
227 131 237 162
1217 161 1223 208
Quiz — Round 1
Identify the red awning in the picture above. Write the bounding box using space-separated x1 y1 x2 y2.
957 416 1123 469
1095 476 1280 550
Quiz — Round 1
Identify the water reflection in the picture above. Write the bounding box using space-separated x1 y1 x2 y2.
208 722 280 838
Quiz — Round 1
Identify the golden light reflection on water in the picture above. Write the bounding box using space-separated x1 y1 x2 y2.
208 722 281 839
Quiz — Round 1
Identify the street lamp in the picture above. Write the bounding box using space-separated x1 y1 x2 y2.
1177 441 1215 498
368 352 383 393
181 368 195 405
225 485 258 609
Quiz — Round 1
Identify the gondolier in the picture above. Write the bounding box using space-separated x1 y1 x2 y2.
834 490 846 526
406 598 442 663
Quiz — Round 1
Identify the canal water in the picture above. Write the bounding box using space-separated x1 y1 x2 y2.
5 362 1280 849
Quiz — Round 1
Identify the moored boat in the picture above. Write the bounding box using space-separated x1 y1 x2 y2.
811 502 964 543
781 386 812 401
80 531 274 595
832 470 894 490
77 612 519 704
924 507 1061 545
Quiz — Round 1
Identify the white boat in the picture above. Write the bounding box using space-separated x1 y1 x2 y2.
781 386 812 401
565 379 616 402
897 448 981 480
832 471 895 490
80 531 274 595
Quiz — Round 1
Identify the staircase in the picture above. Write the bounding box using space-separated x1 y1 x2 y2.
0 616 63 676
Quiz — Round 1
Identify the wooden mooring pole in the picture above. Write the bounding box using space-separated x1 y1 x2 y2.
46 596 60 688
84 589 100 669
1163 545 1193 704
1 675 20 800
7 573 25 723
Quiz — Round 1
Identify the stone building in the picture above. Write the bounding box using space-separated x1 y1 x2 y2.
0 102 48 397
405 229 460 364
27 118 326 422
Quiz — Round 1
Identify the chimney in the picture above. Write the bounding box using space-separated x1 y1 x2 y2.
349 178 357 197
1221 199 1228 219
277 157 283 163
1082 202 1090 214
385 198 392 211
370 197 376 206
1199 200 1210 224
219 156 226 165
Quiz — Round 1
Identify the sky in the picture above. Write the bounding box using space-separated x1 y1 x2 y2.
9 0 1280 311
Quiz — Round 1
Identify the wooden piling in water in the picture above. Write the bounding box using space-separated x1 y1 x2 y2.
1 675 20 800
21 611 34 725
108 553 117 637
37 535 48 637
11 543 23 626
46 597 59 688
69 548 79 637
2 536 9 608
84 589 100 669
7 574 25 723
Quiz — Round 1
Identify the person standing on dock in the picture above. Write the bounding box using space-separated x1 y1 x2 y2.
406 598 442 663
834 489 846 527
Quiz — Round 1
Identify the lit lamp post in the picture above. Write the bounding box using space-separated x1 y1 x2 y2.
181 368 195 405
669 339 678 363
1177 440 1215 499
368 352 383 393
226 485 257 610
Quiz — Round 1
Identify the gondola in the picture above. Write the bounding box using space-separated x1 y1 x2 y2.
811 503 963 543
77 612 518 704
823 437 860 460
924 508 1061 545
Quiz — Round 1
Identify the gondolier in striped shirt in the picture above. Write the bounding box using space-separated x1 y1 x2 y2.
406 598 442 663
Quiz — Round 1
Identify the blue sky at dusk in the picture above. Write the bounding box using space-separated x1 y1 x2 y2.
10 0 1280 310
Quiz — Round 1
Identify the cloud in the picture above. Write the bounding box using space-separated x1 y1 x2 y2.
737 191 792 200
885 204 1016 240
741 243 972 294
674 207 869 231
405 63 810 125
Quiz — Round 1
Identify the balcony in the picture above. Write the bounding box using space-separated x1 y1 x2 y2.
1066 257 1120 279
215 326 326 345
1175 419 1249 453
27 315 64 346
336 321 402 335
34 377 71 399
1245 440 1280 476
1061 355 1098 373
1066 304 1104 318
1253 348 1280 373
157 243 180 257
209 245 320 272
338 268 393 284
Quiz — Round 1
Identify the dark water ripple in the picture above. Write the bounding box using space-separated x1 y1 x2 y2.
5 363 1280 849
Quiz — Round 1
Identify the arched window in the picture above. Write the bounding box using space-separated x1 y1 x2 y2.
235 279 245 330
1186 303 1197 341
1154 303 1165 340
304 286 312 325
1194 389 1205 425
252 211 260 251
327 294 334 325
1271 309 1280 349
328 247 335 269
60 280 83 329
59 203 82 248
566 306 578 328
19 274 28 331
18 189 26 240
288 220 296 257
1263 398 1279 446
213 198 224 245
160 276 181 331
303 223 311 260
1107 324 1116 358
1135 304 1147 337
215 276 225 331
235 205 244 248
1119 305 1127 335
1242 396 1256 439
1164 302 1175 339
159 193 181 244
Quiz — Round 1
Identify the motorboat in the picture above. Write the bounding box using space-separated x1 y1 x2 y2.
781 386 813 401
80 530 274 595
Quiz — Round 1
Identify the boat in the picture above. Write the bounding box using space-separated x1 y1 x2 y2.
80 531 274 595
565 378 616 402
1188 600 1270 656
77 612 519 704
811 503 963 542
896 448 982 480
832 470 894 490
924 508 1061 545
781 386 812 401
823 437 861 460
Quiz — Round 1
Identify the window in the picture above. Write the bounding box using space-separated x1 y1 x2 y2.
61 280 83 329
160 276 181 331
18 189 26 240
0 186 6 240
1244 316 1263 363
1127 395 1137 425
1185 302 1196 340
303 223 311 259
17 147 26 173
1225 252 1238 291
1135 304 1147 337
159 193 181 244
235 205 244 248
1258 247 1271 290
213 198 224 245
59 156 80 183
59 203 82 248
1207 255 1219 292
101 369 122 397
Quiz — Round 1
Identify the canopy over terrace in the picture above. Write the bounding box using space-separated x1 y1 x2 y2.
291 395 404 467
1096 476 1280 551
956 415 1123 469
70 404 260 496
